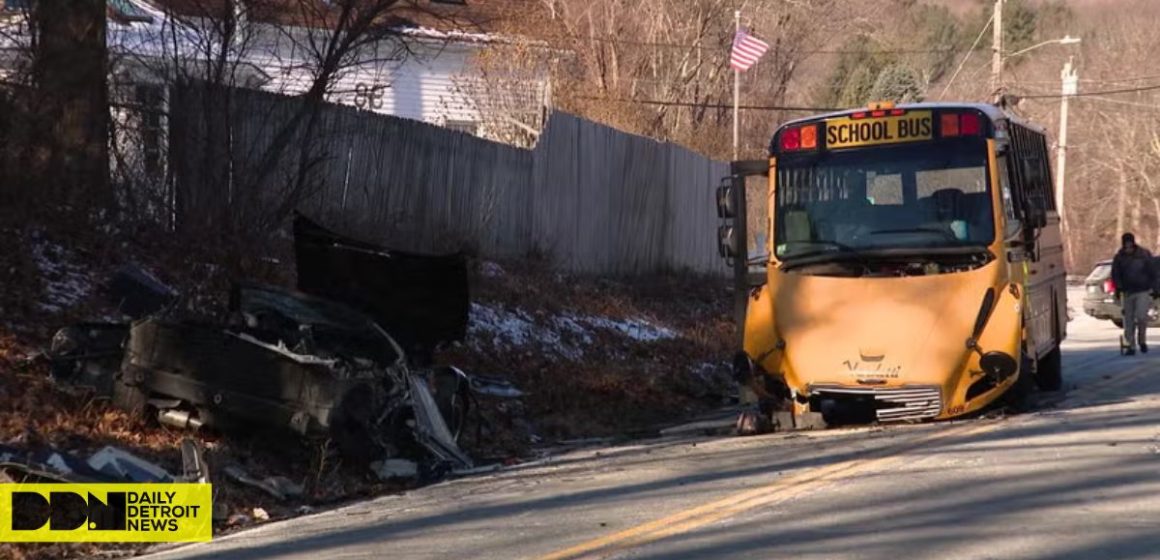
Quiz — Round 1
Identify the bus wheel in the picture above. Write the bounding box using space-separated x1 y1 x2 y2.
1036 345 1063 392
1004 353 1035 413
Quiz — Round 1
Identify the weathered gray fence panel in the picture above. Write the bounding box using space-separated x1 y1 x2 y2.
172 85 730 275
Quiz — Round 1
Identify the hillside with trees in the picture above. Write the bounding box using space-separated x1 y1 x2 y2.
499 0 1158 270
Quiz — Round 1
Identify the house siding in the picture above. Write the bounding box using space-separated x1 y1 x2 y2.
246 23 547 139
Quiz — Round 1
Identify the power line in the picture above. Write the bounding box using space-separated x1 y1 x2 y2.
1017 83 1160 100
558 34 955 55
1069 95 1160 111
938 12 994 101
1015 74 1160 87
575 96 841 112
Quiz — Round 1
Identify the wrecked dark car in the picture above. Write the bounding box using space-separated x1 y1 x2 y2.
43 215 482 476
115 283 469 470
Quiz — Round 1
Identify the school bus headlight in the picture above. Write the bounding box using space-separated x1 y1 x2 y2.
979 351 1018 381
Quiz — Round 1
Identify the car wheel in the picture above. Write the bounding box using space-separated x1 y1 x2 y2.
1036 345 1063 392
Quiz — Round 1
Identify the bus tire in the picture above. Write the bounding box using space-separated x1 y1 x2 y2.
1004 352 1036 413
1036 345 1063 392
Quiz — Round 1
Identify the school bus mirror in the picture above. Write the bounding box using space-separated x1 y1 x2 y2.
718 226 738 259
716 183 737 219
1003 219 1022 241
1026 206 1047 229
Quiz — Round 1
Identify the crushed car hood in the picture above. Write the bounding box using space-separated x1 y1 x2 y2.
293 214 469 361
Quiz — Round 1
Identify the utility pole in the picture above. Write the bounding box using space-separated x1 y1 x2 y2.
1057 57 1077 268
990 0 1004 95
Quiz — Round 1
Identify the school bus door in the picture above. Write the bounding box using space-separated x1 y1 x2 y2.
717 160 769 344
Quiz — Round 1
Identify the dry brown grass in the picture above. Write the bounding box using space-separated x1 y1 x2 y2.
443 258 736 453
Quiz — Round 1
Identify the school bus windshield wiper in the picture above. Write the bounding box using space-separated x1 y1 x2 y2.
779 243 991 271
778 241 868 270
867 227 960 241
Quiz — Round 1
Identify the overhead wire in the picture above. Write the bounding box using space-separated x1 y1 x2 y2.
557 34 956 55
937 12 994 100
1017 83 1160 100
574 96 841 112
1015 74 1160 87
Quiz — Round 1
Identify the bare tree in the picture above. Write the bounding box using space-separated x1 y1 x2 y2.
132 0 437 241
0 0 111 216
530 0 840 160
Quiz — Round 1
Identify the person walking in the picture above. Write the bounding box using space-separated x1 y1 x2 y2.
1111 232 1156 355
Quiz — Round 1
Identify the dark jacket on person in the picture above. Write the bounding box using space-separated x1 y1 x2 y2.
1112 246 1156 295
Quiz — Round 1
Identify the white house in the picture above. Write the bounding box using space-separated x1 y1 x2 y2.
2 0 554 141
146 0 554 141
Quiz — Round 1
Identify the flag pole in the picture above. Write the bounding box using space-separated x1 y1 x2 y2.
732 9 740 161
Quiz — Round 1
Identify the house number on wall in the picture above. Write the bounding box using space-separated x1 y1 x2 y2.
354 82 385 110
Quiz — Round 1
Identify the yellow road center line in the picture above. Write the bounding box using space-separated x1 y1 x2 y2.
539 359 1155 560
537 422 996 560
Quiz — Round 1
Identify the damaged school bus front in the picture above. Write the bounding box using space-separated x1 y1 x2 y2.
721 102 1067 427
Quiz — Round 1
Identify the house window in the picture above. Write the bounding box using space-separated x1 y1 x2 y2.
444 120 478 135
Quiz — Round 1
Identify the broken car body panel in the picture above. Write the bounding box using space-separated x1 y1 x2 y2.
293 214 470 363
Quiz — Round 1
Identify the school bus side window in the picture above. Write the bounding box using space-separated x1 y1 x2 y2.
996 158 1016 213
1005 123 1055 221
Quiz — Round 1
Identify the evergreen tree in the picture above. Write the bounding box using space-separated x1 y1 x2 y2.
868 64 925 104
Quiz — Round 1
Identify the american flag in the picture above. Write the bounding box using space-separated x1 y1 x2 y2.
730 30 770 72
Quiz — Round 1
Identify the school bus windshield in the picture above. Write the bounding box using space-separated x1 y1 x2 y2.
774 137 994 261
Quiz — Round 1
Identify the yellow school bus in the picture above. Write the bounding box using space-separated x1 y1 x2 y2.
717 102 1066 427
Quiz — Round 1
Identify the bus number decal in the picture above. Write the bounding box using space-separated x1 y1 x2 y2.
825 111 933 149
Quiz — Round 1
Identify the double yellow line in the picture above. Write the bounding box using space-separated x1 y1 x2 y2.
538 359 1155 560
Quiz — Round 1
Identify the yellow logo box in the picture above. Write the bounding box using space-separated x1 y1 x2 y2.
824 111 934 149
0 483 213 543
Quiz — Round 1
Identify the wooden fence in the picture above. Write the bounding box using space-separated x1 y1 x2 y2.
170 85 730 275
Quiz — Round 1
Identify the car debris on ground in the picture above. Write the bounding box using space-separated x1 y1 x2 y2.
0 437 208 485
88 445 176 482
223 466 304 501
33 215 532 487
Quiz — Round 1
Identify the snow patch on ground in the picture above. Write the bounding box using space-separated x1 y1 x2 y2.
468 303 676 360
468 304 585 360
32 237 94 313
580 315 677 342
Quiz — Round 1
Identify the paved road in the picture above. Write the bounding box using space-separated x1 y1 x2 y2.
144 288 1160 560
